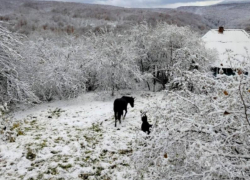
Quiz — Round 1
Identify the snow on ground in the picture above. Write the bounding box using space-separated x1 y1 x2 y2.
0 91 163 180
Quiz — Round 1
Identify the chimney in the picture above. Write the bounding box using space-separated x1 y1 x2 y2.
218 26 224 34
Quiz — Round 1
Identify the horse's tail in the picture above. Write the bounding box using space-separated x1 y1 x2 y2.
114 110 118 120
113 99 119 111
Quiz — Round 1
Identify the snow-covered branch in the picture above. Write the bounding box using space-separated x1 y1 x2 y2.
131 70 250 179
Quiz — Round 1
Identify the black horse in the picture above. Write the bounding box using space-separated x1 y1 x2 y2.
113 96 134 127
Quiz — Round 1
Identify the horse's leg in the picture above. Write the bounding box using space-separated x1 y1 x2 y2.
114 111 117 127
118 111 122 124
123 107 127 120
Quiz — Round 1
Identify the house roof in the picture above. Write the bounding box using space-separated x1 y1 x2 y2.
202 29 250 69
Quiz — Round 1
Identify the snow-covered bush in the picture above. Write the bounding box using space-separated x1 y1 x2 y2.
20 34 89 101
2 22 217 102
132 23 216 89
86 31 142 95
131 70 250 179
0 24 38 106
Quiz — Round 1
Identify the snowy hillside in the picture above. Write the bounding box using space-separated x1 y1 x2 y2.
2 0 250 35
0 0 212 36
178 2 250 31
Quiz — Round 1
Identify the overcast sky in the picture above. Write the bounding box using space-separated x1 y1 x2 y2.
46 0 250 8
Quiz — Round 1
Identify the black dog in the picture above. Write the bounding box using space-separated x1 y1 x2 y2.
141 113 152 134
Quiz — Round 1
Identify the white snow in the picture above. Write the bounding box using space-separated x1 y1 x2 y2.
202 29 250 69
0 91 162 179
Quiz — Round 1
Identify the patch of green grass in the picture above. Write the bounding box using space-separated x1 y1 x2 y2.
100 149 108 158
37 173 44 179
40 140 47 148
84 156 90 162
30 120 37 126
10 123 20 131
26 149 36 161
46 167 57 175
118 149 133 155
52 155 63 162
54 137 63 143
58 163 72 169
75 134 80 139
95 166 104 176
48 108 65 118
31 162 40 168
62 157 69 163
90 123 102 133
51 150 58 154
85 150 92 154
17 129 24 136
79 173 93 179
24 127 33 131
83 156 99 164
9 137 15 142
120 163 130 167
34 134 42 140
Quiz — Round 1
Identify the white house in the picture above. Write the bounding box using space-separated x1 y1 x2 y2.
202 27 250 75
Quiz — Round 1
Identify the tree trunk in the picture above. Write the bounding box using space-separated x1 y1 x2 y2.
154 65 157 92
146 81 150 91
111 85 115 96
140 59 144 72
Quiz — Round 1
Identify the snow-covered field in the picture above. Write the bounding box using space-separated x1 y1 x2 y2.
0 91 162 180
